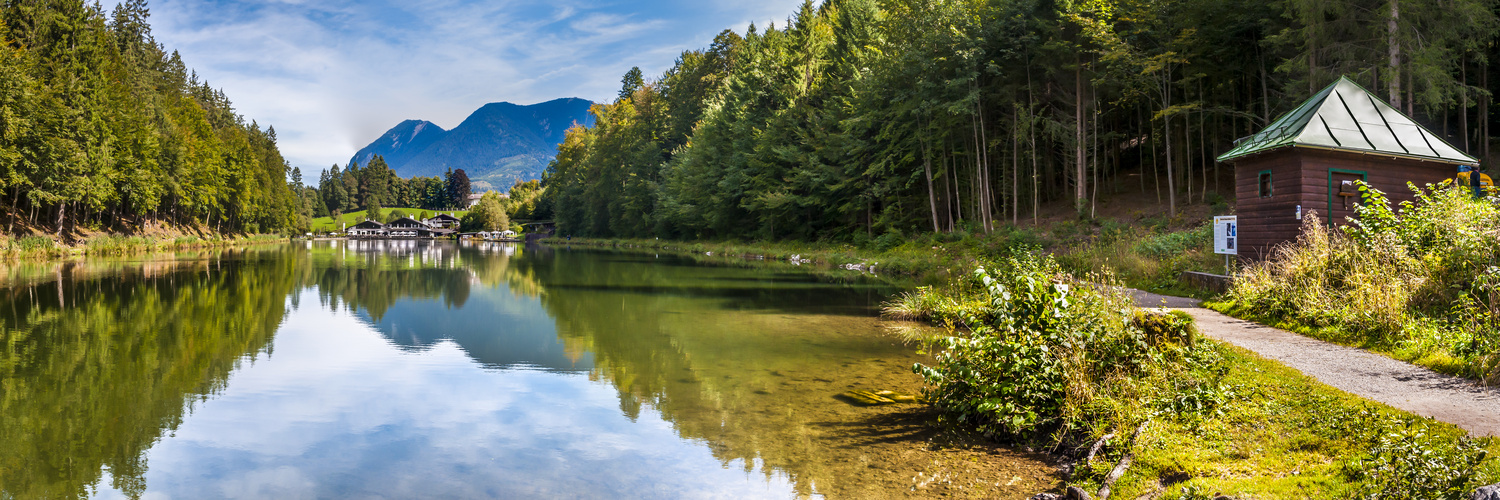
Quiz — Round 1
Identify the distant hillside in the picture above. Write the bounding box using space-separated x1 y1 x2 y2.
351 98 594 191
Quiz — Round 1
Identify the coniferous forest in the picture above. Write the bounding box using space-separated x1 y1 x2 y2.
0 0 301 237
543 0 1500 242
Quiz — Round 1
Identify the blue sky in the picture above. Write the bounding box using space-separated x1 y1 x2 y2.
147 0 806 172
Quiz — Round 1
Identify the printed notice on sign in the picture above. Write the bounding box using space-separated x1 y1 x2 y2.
1214 216 1237 256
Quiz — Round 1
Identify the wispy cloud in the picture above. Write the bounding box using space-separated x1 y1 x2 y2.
145 0 806 171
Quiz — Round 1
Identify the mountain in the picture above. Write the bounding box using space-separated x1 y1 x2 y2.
350 98 594 191
352 119 448 171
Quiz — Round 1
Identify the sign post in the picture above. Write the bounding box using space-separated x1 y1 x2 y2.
1213 216 1237 274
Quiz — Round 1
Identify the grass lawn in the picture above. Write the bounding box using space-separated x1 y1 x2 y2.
1096 339 1499 498
310 209 468 233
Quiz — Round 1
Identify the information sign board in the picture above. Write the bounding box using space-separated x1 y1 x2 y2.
1214 216 1237 255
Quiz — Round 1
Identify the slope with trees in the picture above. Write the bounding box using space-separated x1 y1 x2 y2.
542 0 1500 243
0 0 305 238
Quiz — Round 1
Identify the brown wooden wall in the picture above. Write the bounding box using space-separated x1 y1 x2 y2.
1233 148 1458 260
1234 149 1304 260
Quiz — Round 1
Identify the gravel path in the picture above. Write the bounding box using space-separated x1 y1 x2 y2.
1130 290 1500 437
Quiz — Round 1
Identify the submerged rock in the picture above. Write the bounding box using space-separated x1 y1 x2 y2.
837 389 924 406
1064 485 1092 500
840 390 896 405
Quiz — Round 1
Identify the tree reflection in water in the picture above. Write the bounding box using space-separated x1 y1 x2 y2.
0 241 1053 499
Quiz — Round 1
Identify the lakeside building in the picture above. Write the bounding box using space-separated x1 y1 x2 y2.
426 213 462 229
347 220 387 237
345 217 457 239
1216 75 1479 259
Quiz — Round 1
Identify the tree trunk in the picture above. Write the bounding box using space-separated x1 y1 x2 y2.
1463 53 1471 152
978 90 994 233
952 146 963 226
1484 59 1491 164
1388 0 1401 109
1164 72 1177 216
922 126 940 233
7 187 17 233
56 203 65 238
1259 49 1270 124
1030 105 1040 226
1075 56 1087 217
972 116 983 231
943 152 954 231
1200 81 1209 203
1091 88 1100 218
1309 20 1319 95
1013 105 1020 225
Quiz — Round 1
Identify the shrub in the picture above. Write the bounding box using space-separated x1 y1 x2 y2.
910 252 1213 439
1347 419 1491 499
1132 224 1212 260
1058 223 1220 294
873 229 904 252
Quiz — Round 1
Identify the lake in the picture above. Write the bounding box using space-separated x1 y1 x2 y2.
0 241 1054 499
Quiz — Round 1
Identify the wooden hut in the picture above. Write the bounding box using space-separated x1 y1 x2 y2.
1216 76 1479 259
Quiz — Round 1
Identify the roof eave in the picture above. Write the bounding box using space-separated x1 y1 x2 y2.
1218 143 1478 166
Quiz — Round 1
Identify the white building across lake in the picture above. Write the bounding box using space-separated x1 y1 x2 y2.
344 214 463 239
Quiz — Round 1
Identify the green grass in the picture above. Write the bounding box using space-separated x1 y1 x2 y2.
1107 339 1499 499
892 256 1497 498
0 233 288 259
555 221 1228 293
1057 222 1226 299
1204 300 1479 382
310 209 468 233
1221 185 1500 384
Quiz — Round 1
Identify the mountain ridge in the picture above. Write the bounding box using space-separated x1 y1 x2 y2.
350 98 594 190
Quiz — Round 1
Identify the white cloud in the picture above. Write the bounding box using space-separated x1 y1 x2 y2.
145 0 805 173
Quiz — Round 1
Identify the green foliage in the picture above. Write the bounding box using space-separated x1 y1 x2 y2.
1058 223 1222 296
1347 420 1491 499
895 251 1500 497
461 192 509 232
1132 309 1199 346
1229 183 1500 381
1133 224 1213 260
0 0 300 237
310 208 467 233
873 229 905 252
910 252 1191 438
539 0 1497 245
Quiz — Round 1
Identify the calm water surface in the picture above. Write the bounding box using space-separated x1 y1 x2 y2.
0 241 1051 499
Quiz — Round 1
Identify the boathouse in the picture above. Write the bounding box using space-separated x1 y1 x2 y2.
1216 76 1479 259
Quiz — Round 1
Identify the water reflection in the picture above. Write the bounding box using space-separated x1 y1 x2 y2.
0 241 1052 499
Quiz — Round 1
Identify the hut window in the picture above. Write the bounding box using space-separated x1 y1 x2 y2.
1258 171 1273 198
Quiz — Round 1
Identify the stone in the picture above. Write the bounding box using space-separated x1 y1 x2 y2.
1064 485 1092 500
838 390 894 406
1028 494 1061 500
1473 484 1500 500
838 389 922 406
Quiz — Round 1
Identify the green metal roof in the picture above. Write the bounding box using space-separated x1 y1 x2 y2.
1217 76 1478 166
